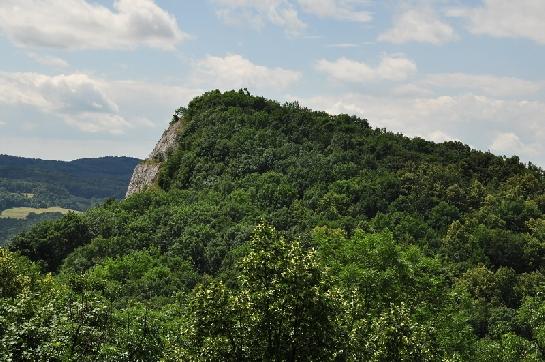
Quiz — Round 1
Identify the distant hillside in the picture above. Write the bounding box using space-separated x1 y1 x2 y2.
0 155 139 244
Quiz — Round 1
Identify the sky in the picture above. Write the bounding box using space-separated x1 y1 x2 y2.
1 0 545 166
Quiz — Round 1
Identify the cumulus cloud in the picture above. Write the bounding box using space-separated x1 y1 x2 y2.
0 72 130 133
212 0 372 33
193 54 301 90
379 8 456 44
0 73 116 113
213 0 306 34
0 72 203 134
63 113 131 134
298 0 372 22
448 0 545 44
392 83 435 97
327 43 359 48
490 132 541 158
0 70 205 136
316 55 417 83
0 0 187 50
0 73 198 158
103 81 200 116
426 130 459 143
27 53 69 68
407 73 542 98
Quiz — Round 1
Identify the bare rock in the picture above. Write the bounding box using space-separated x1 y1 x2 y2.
149 120 183 161
125 120 182 197
125 161 161 196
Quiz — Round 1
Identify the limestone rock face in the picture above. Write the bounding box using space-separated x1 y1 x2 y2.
149 120 183 161
125 120 182 197
125 161 161 197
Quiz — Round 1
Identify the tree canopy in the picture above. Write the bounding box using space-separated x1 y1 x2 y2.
2 90 545 360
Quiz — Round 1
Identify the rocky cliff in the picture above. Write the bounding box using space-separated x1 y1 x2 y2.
125 120 182 197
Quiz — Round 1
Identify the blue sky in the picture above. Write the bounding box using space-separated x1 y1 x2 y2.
1 0 545 166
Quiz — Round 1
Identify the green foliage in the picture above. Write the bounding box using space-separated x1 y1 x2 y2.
9 212 91 272
182 224 339 361
4 90 545 360
0 247 42 298
0 212 63 248
0 155 139 245
81 249 198 307
0 155 139 201
363 303 437 362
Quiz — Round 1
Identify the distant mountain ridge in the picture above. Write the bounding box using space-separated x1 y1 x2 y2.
0 154 140 244
0 155 140 199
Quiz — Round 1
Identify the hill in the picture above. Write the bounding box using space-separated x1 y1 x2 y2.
2 90 545 360
0 155 139 244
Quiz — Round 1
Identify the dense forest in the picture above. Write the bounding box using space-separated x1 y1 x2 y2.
0 156 139 245
2 90 545 361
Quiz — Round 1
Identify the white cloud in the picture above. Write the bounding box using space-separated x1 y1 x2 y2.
0 70 203 135
0 76 201 160
448 0 545 44
392 83 434 97
0 76 200 159
63 113 130 134
193 54 301 90
426 130 459 143
0 73 116 113
379 8 456 44
212 0 371 33
414 73 542 98
327 43 359 48
213 0 306 34
0 72 128 133
104 81 200 115
490 132 540 158
316 55 417 83
27 53 69 68
0 0 187 50
298 0 372 22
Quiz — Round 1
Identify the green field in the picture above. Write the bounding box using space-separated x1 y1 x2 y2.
0 206 77 219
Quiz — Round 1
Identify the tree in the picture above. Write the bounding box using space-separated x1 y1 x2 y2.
183 224 340 361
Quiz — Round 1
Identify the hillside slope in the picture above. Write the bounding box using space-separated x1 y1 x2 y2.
3 90 545 360
0 155 139 244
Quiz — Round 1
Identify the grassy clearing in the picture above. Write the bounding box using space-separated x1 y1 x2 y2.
0 207 78 219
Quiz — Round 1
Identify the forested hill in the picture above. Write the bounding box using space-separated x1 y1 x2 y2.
0 155 139 245
3 90 545 360
0 155 140 201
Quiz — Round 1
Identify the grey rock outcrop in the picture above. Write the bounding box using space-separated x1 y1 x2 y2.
148 120 183 161
126 120 183 197
125 161 161 197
